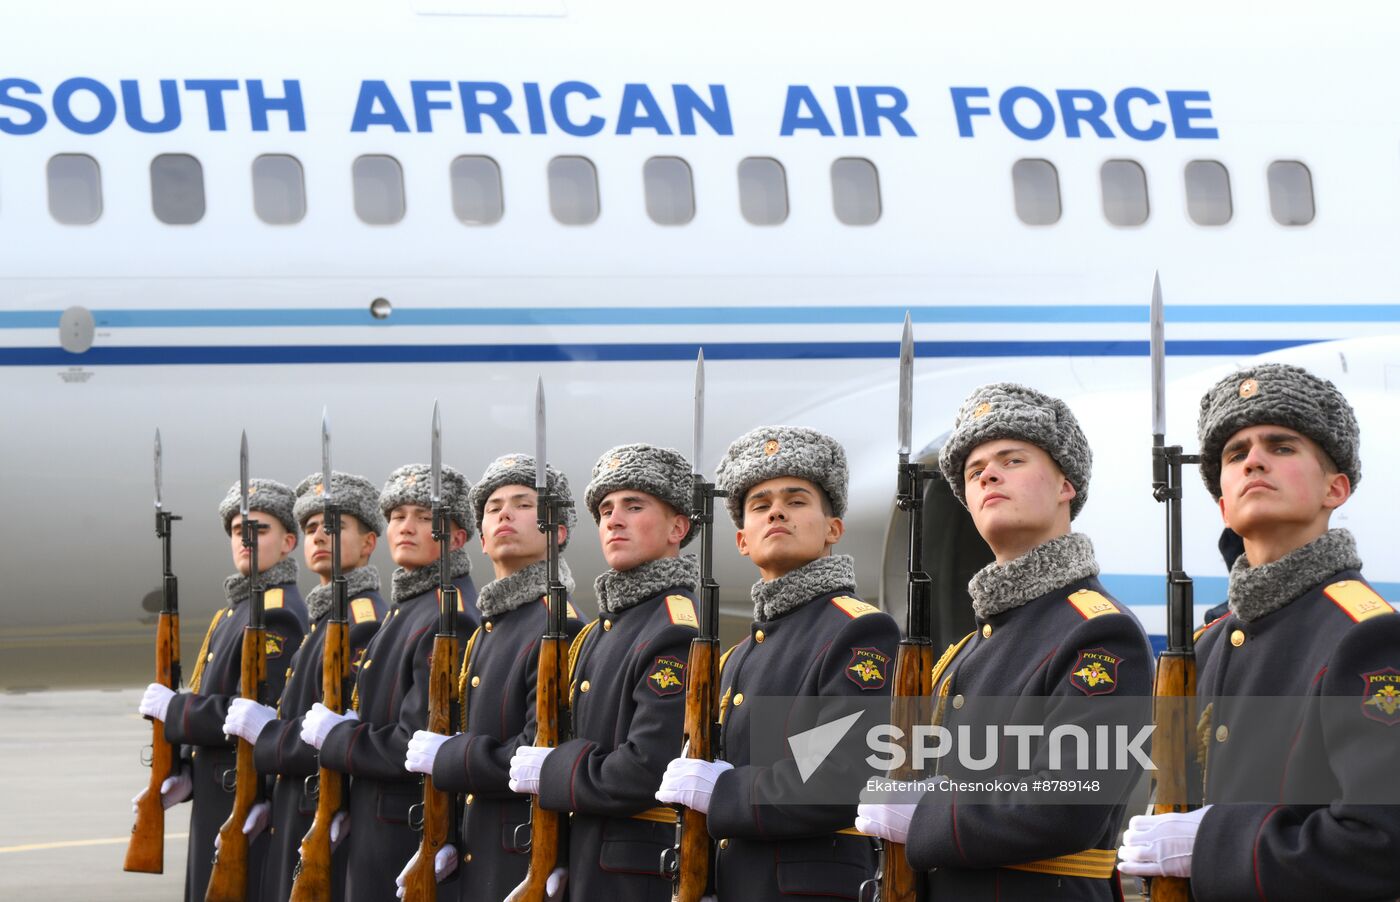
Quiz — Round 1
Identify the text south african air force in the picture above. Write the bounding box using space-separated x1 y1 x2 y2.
0 79 1218 139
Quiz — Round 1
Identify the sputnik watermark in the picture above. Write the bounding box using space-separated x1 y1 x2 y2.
864 723 1156 773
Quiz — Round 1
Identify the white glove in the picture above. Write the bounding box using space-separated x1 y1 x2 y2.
139 683 176 722
654 757 734 815
223 698 278 744
508 746 553 795
1117 806 1211 878
301 702 358 750
330 811 349 850
213 800 271 850
405 730 453 776
854 801 917 845
394 844 459 898
546 866 568 899
131 773 192 813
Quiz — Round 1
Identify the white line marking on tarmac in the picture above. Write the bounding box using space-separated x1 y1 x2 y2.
0 834 189 854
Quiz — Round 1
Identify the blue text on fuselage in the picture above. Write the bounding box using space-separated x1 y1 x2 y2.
951 86 1218 140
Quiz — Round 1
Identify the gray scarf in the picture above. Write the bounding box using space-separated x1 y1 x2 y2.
595 555 698 615
478 558 576 619
1227 528 1361 623
223 557 300 607
751 554 857 622
967 533 1099 620
303 565 382 623
392 547 473 604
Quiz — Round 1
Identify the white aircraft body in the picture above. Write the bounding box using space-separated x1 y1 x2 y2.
3 1 1399 688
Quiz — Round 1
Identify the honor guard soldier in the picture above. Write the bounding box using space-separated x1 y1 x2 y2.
138 478 308 902
855 384 1152 901
400 453 584 901
300 464 480 901
219 471 388 901
658 426 901 902
1119 364 1400 900
510 443 701 901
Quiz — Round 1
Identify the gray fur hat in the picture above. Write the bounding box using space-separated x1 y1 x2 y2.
716 426 848 526
1197 363 1360 499
218 478 298 538
585 444 696 548
467 454 577 549
379 464 474 538
293 471 387 535
938 383 1092 519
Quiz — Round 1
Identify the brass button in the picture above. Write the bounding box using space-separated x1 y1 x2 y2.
465 853 473 863
466 794 474 805
207 652 215 662
719 839 729 850
754 630 765 644
310 623 317 633
580 680 591 693
269 827 275 835
471 676 481 688
484 621 493 633
603 620 612 632
982 624 992 639
1230 629 1245 647
1216 725 1229 743
952 694 965 710
733 693 744 706
364 660 372 670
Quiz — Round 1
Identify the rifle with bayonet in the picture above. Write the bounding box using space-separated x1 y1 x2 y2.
125 429 183 875
664 350 726 902
1145 273 1197 902
289 411 347 902
207 433 270 902
401 402 461 902
862 314 937 902
504 378 569 902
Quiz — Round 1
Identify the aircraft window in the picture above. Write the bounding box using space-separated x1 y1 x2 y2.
1011 159 1060 225
353 155 406 225
1101 159 1149 227
1268 161 1314 226
151 153 206 225
548 156 600 225
643 156 695 226
738 157 788 225
450 155 504 225
1184 160 1232 226
252 155 306 225
47 154 102 225
831 157 881 225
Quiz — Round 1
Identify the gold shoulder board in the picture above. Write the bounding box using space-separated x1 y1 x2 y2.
1324 580 1394 623
264 587 285 610
1067 589 1119 620
831 596 880 619
666 595 698 628
351 597 377 623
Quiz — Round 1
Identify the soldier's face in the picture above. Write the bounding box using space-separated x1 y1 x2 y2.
387 503 467 569
228 514 297 576
302 512 377 581
481 484 552 570
1217 425 1349 538
963 440 1074 552
735 477 843 579
597 490 689 571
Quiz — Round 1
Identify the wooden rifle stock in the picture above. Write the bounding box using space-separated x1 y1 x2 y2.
401 630 460 902
206 624 267 902
504 634 565 902
125 607 180 873
877 640 934 902
1145 651 1196 902
288 618 349 902
671 635 719 902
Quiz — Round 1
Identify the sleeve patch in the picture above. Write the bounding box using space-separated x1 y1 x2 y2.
647 655 687 696
265 632 286 658
350 597 378 623
1325 580 1394 623
665 595 699 629
831 596 880 619
263 587 285 610
1069 648 1121 696
846 647 890 690
1066 589 1119 620
1362 669 1400 725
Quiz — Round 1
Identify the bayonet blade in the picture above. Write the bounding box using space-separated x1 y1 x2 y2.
321 407 333 505
693 349 705 475
898 312 914 456
534 378 547 489
154 429 163 510
430 401 443 504
1150 272 1166 438
239 431 250 517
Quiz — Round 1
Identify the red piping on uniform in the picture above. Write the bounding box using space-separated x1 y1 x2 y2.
951 789 968 862
1252 805 1284 901
344 722 365 773
566 741 594 811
